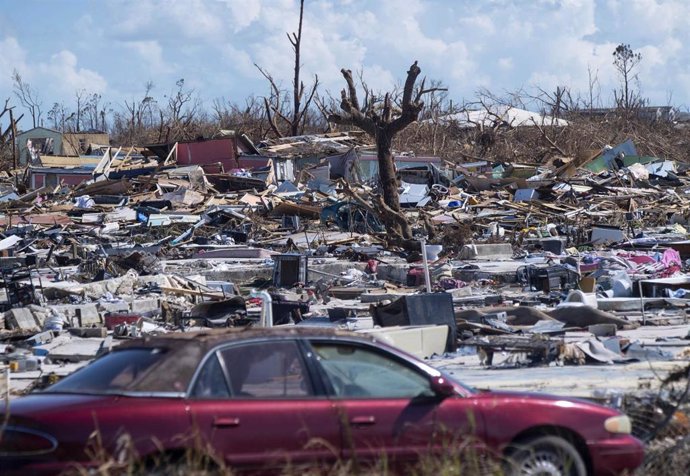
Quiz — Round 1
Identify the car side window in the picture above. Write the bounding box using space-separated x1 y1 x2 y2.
191 352 231 399
219 341 312 398
311 342 435 399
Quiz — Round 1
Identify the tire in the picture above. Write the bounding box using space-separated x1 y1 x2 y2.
505 435 587 476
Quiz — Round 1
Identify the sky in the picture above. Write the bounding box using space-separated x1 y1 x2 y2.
1 0 690 126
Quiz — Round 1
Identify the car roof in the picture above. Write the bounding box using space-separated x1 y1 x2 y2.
118 326 373 352
107 327 378 394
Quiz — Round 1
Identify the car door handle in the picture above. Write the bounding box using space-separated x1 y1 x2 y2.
213 417 240 428
350 415 376 426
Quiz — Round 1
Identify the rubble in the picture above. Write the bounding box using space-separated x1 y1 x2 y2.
1 132 690 409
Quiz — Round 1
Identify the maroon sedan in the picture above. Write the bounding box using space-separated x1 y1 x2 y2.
1 327 643 475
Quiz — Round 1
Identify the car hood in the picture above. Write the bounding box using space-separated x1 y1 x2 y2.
472 389 615 411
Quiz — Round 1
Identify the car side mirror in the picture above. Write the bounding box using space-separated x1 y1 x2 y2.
430 376 455 398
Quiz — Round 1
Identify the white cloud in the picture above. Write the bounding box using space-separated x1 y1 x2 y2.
38 50 107 95
498 57 513 71
456 13 496 38
124 40 175 74
108 0 156 35
221 44 256 78
221 0 262 32
355 65 397 94
7 0 690 113
109 0 225 41
0 37 28 89
165 0 224 39
606 0 690 40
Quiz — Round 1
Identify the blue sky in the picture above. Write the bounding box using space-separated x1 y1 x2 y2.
1 0 690 127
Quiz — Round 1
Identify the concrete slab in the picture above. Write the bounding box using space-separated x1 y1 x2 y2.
436 359 682 398
41 336 108 362
598 297 669 312
433 324 690 398
130 298 160 315
98 301 130 314
6 362 88 397
6 308 39 331
76 304 101 326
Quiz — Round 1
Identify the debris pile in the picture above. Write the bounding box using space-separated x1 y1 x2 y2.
1 132 690 400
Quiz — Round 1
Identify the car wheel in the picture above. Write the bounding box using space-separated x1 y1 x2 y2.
505 435 587 476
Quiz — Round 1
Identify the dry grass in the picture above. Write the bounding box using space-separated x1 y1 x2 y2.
58 427 508 476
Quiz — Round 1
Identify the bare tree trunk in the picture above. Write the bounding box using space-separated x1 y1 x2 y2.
376 129 400 213
291 0 304 136
256 0 318 138
10 108 17 170
328 62 444 246
75 90 84 132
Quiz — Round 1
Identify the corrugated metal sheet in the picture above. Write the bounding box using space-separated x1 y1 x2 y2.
176 138 237 168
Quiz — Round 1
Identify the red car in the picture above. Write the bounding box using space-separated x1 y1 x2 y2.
1 327 643 475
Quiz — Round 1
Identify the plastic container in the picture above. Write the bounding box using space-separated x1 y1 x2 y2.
43 312 65 331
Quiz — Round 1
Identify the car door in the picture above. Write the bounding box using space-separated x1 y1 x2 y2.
188 339 341 471
307 339 482 467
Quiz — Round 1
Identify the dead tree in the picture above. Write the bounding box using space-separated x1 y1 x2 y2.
256 0 319 138
47 102 70 131
161 79 201 142
74 89 86 132
84 93 108 131
0 98 23 170
12 70 42 128
328 61 444 243
117 81 158 144
613 44 645 112
212 96 270 139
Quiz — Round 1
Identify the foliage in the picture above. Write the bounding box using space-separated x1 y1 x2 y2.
612 43 645 112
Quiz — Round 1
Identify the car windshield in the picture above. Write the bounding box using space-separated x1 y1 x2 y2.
44 348 169 395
